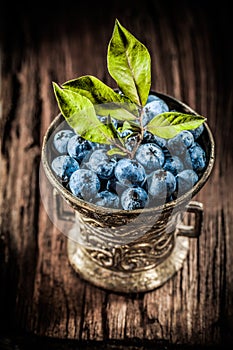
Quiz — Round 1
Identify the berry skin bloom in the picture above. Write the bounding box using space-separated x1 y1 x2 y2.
121 187 148 210
51 155 79 182
176 169 199 195
188 143 206 172
69 169 100 201
67 135 94 164
148 169 176 198
167 130 194 156
142 95 169 126
114 158 146 186
136 143 165 172
53 129 75 154
95 190 119 209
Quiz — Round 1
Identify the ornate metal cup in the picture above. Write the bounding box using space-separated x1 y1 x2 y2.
41 92 215 293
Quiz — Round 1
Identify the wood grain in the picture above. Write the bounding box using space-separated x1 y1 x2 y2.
1 0 233 347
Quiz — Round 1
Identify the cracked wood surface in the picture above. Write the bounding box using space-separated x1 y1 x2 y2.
1 0 233 348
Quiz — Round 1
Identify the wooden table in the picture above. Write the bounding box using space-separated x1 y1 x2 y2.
1 1 233 348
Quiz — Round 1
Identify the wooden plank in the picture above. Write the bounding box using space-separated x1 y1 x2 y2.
1 1 233 347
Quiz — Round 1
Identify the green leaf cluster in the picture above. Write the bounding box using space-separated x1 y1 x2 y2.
52 19 206 158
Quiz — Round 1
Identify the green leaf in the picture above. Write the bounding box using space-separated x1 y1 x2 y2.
117 121 140 136
63 75 138 121
146 112 206 139
95 103 137 122
107 147 127 157
107 19 151 106
52 82 117 144
120 121 132 133
63 75 124 104
126 121 142 132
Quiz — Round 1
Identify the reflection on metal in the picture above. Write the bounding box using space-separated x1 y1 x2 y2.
67 234 189 293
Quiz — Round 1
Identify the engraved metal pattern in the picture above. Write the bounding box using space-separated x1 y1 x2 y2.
67 235 190 293
75 213 177 272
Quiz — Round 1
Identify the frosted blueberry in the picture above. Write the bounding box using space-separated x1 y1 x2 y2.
167 130 194 156
176 169 199 194
188 142 206 172
125 134 139 152
87 149 117 180
96 160 117 180
136 143 165 171
92 142 108 150
67 135 94 164
87 149 109 169
163 155 184 175
95 190 119 209
146 94 162 104
181 130 195 148
142 96 169 126
69 169 100 201
53 129 75 154
189 124 204 140
114 158 146 186
121 187 148 210
148 169 176 198
106 177 128 196
142 131 167 149
51 155 79 182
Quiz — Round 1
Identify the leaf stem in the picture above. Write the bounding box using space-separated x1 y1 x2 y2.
130 106 144 159
112 140 132 157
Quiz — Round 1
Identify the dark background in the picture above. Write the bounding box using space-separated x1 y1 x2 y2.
1 0 233 349
2 0 233 112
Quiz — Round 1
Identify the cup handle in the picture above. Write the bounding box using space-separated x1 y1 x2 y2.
53 188 76 222
176 201 203 238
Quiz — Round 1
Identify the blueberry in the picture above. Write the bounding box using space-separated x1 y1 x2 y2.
95 160 117 180
136 143 165 171
142 131 167 149
142 96 169 126
53 129 75 154
180 151 193 169
87 149 108 169
67 135 94 164
69 169 100 201
146 94 161 104
167 130 194 156
92 142 108 150
114 158 146 186
188 142 206 172
181 130 195 148
148 169 176 198
51 155 79 182
125 134 139 152
87 149 116 180
121 187 148 210
95 190 119 208
163 155 184 175
176 169 199 194
189 124 204 140
106 177 128 195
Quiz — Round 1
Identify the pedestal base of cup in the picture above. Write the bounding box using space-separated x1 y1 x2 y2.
67 235 189 293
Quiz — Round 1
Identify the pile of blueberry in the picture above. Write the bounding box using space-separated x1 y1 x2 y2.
50 95 206 211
